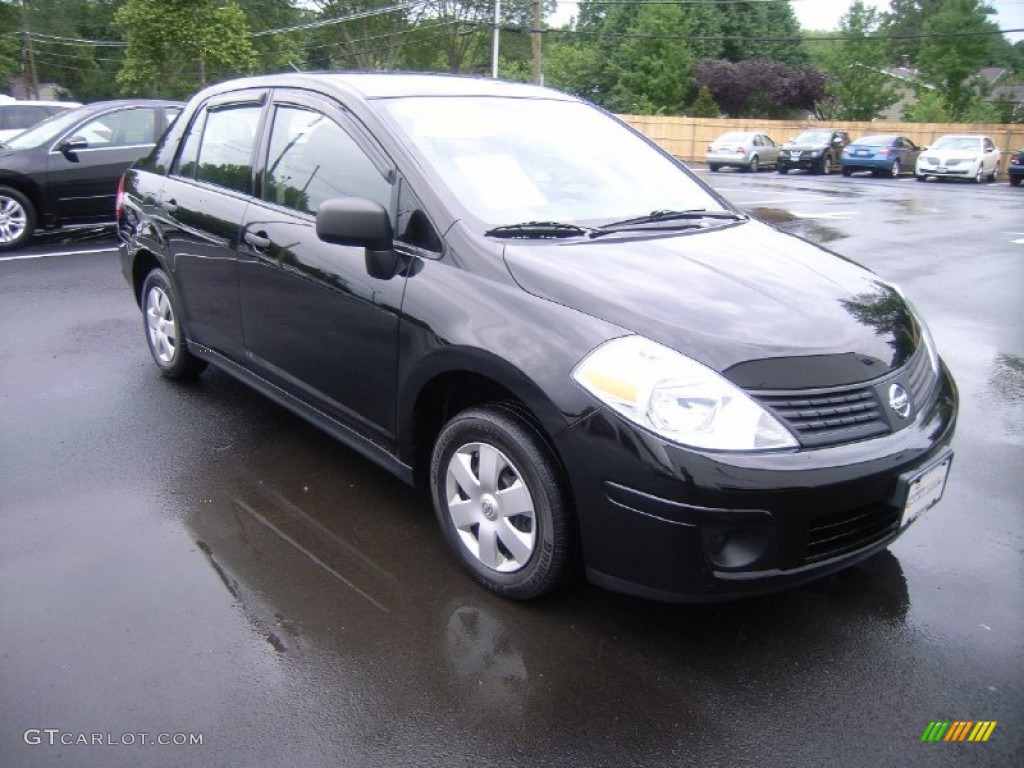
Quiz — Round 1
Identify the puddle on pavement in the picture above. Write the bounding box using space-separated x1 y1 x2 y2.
748 206 848 243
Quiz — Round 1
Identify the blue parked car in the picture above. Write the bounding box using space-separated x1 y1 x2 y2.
841 135 921 178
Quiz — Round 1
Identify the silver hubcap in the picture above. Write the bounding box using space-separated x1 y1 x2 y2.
0 194 28 244
145 285 177 364
892 161 899 177
445 442 536 573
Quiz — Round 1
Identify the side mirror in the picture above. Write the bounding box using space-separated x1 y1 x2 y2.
316 197 400 280
58 136 88 158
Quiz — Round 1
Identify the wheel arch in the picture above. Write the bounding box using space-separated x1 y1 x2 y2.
129 248 165 307
399 349 577 490
0 174 44 222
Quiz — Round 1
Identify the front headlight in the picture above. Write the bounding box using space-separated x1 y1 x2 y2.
890 283 941 375
572 336 798 451
809 150 820 157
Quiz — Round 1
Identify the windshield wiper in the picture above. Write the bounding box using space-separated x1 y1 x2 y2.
592 208 746 237
485 221 597 239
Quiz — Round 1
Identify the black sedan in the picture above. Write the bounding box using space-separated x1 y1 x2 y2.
0 99 182 250
1009 147 1024 187
118 74 956 603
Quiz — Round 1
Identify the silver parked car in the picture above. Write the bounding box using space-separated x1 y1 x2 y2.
707 131 779 172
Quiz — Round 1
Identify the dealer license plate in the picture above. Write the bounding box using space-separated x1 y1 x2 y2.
901 456 952 528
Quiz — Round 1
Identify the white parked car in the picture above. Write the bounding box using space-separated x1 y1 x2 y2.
915 134 1001 183
0 97 80 143
706 131 779 172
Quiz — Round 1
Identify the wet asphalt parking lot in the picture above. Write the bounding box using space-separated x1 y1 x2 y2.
1 170 1021 767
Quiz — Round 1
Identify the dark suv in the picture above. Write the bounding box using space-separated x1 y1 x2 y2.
117 74 956 602
778 129 851 175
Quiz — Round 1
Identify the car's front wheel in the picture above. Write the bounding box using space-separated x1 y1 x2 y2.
890 159 901 177
430 404 573 599
141 269 207 379
973 164 984 183
748 156 759 173
0 185 36 252
708 164 720 172
821 155 833 175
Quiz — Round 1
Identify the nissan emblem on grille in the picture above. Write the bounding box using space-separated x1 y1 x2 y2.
889 383 912 419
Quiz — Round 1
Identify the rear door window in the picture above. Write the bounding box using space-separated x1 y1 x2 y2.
193 106 261 194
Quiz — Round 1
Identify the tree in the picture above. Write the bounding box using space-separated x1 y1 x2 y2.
715 0 810 66
693 58 826 118
816 1 900 120
687 86 719 117
114 0 258 98
0 2 20 88
914 0 999 121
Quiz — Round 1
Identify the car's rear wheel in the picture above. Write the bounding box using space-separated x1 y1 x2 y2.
890 159 900 177
0 185 36 252
842 167 853 177
709 164 720 172
748 156 759 173
141 269 207 379
430 404 573 600
821 156 832 175
916 174 927 182
778 166 788 175
1011 174 1022 187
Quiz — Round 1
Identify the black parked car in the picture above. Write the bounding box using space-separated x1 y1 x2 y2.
118 74 957 602
0 99 182 250
778 129 851 175
1009 148 1024 187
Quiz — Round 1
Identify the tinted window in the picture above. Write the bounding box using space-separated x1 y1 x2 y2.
0 105 55 131
73 108 157 148
195 106 261 194
173 110 207 180
263 105 391 215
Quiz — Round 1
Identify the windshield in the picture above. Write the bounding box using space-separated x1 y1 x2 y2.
931 136 981 151
854 135 892 146
378 96 724 228
5 108 86 149
714 132 750 144
792 131 831 144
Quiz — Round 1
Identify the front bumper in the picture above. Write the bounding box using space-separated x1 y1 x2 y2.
778 153 827 171
554 364 958 602
916 164 976 178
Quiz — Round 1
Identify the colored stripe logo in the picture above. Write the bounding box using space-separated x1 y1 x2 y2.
921 721 997 742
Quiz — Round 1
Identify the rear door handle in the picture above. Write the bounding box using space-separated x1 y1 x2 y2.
244 230 271 250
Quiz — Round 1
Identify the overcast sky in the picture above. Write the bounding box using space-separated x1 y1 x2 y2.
551 0 1024 42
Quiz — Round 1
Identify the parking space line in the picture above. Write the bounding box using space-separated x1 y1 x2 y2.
0 247 116 262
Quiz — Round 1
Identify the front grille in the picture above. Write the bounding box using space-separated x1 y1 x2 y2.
805 502 900 564
753 386 887 447
748 346 938 449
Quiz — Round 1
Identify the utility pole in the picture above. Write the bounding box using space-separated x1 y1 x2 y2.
20 0 39 99
531 0 542 85
491 0 501 78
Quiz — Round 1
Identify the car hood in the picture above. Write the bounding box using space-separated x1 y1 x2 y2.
502 219 920 388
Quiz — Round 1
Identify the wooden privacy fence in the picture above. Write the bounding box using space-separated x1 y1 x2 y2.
619 115 1024 162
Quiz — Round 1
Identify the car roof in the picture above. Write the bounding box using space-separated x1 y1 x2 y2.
195 72 578 102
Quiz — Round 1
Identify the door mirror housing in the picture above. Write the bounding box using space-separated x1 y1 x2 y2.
58 136 88 158
316 197 399 280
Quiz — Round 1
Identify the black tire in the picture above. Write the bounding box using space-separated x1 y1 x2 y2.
0 185 37 252
1011 174 1022 187
890 159 901 177
708 164 720 173
821 155 833 175
430 404 573 600
916 174 927 182
140 269 207 379
778 166 789 175
748 156 759 173
842 167 853 177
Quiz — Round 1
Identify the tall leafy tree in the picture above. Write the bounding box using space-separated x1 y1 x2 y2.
714 0 810 66
816 1 900 120
114 0 259 98
913 0 999 121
